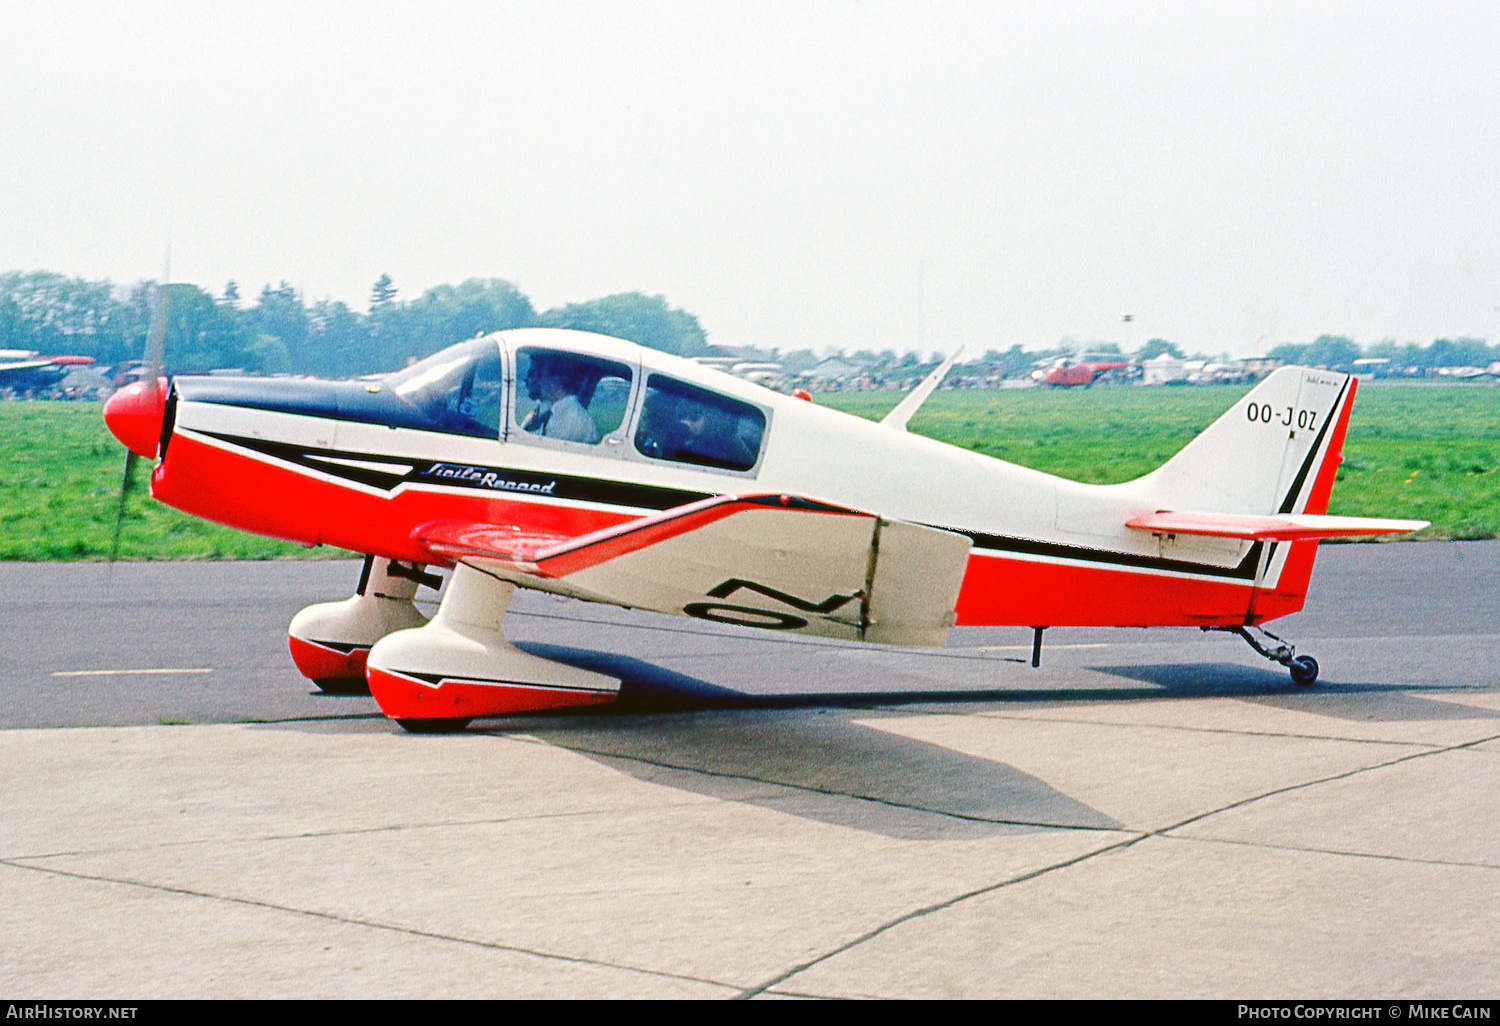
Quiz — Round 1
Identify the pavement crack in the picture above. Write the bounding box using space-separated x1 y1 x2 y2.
1159 833 1500 872
733 832 1146 999
955 710 1451 748
6 805 641 863
1162 729 1500 835
0 858 739 994
736 727 1500 999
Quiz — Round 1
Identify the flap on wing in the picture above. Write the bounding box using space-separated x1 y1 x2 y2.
1127 511 1429 541
415 494 973 646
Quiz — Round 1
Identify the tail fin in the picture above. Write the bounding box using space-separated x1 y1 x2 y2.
1137 366 1356 517
1132 366 1360 623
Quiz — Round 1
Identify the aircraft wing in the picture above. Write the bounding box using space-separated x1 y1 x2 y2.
417 522 576 564
415 493 973 647
1126 511 1429 540
0 359 58 382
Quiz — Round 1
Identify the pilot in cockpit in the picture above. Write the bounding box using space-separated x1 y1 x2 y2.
520 354 600 444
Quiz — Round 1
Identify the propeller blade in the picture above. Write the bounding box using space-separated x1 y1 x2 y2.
141 247 170 404
111 247 169 561
110 451 140 562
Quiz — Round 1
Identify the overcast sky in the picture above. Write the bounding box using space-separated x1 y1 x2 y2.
3 1 1498 357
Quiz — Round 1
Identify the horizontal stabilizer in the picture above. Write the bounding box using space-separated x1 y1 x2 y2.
1126 511 1429 541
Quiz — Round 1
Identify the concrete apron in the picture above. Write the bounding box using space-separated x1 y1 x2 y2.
2 688 1497 999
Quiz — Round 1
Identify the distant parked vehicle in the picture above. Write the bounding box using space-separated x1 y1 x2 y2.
1031 356 1130 387
0 349 95 392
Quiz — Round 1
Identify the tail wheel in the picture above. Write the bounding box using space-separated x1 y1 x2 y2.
1213 625 1320 688
1289 655 1320 687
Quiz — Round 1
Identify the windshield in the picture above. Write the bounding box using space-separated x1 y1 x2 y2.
385 338 503 438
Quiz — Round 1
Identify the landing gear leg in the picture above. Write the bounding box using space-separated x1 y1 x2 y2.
366 563 621 732
1209 624 1319 687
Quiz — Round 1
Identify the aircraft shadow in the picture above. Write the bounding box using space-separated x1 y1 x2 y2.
515 644 1431 711
497 642 1123 840
1095 662 1500 722
289 648 1497 839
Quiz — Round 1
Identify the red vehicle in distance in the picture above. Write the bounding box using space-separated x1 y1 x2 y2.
1031 356 1131 387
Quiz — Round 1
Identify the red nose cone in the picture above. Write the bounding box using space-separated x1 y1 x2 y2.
103 378 167 458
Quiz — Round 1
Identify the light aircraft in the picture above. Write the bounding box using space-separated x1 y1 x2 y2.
0 349 95 391
1030 355 1131 387
103 325 1427 732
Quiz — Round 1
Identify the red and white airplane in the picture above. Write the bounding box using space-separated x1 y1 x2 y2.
103 328 1426 731
1031 356 1132 387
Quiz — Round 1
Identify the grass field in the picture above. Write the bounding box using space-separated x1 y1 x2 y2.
1 382 1495 560
0 402 329 561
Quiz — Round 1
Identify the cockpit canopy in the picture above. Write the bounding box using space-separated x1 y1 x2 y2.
634 374 764 472
381 332 770 473
385 338 504 438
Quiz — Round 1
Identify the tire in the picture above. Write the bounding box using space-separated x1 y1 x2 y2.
1289 655 1319 687
395 717 472 734
313 677 370 696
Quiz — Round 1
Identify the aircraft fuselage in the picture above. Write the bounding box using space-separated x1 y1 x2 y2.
134 329 1348 631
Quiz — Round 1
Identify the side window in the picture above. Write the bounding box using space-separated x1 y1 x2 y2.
385 338 503 438
512 349 634 446
634 374 766 472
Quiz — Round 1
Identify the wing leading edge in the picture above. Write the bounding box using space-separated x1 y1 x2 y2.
415 494 973 647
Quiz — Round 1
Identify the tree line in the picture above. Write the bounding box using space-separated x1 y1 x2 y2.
5 267 1495 381
1264 335 1497 372
0 271 709 378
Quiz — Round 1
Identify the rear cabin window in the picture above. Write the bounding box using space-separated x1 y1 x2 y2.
634 375 765 472
385 338 503 438
512 348 633 446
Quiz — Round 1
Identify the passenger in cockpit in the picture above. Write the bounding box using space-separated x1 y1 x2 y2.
673 398 757 469
636 386 757 470
521 355 600 444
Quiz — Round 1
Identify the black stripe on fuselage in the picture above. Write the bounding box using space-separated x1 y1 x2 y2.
195 430 712 511
946 528 1264 581
193 433 1262 581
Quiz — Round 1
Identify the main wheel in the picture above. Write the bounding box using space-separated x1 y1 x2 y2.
395 717 472 734
313 677 370 696
1289 655 1319 687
